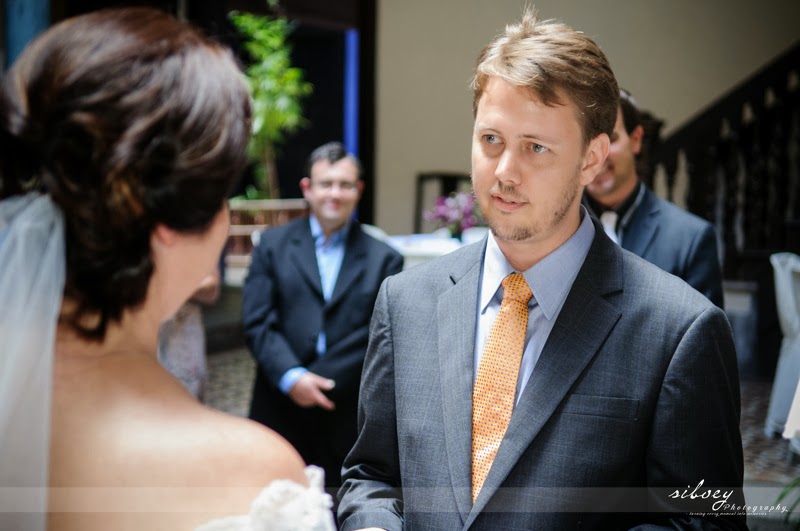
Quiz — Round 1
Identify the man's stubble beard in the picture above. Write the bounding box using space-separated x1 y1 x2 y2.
479 169 583 243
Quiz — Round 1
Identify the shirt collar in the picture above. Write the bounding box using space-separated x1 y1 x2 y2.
480 207 595 320
309 215 350 246
615 180 642 222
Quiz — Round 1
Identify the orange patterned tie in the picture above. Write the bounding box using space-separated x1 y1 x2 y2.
471 272 532 502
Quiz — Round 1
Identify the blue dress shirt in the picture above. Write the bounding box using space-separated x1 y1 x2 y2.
278 216 350 394
475 208 595 403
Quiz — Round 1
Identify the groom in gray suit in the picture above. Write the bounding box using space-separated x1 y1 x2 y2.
338 8 745 531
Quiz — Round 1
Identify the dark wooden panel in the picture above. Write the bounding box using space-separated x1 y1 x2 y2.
226 0 358 29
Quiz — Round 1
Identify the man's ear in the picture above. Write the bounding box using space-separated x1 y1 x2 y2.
152 224 177 246
630 125 644 155
579 133 610 187
300 177 312 199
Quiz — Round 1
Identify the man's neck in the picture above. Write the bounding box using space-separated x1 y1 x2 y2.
310 215 349 242
494 211 583 272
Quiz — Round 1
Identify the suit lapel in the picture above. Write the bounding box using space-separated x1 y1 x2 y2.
466 226 624 524
622 186 659 258
437 242 484 522
289 220 324 300
327 224 367 309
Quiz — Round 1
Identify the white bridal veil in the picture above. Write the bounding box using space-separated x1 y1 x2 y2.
0 193 64 531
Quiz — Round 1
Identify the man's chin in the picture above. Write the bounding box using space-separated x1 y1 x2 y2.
320 211 345 222
487 219 534 242
586 181 614 198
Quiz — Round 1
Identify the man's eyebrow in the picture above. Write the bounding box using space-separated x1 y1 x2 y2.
475 123 559 144
520 133 559 144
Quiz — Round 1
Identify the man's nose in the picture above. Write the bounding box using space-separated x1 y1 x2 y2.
495 148 521 185
328 183 346 197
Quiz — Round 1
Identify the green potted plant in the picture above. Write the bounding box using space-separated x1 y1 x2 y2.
225 3 312 267
229 3 313 199
777 477 800 529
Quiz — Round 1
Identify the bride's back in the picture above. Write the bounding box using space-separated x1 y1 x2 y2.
0 7 313 530
48 341 305 530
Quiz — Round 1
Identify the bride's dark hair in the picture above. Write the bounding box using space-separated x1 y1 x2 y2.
0 7 252 340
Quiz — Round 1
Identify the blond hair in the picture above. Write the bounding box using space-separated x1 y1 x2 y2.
472 8 618 146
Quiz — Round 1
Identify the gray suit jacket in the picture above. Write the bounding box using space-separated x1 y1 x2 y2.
338 220 745 530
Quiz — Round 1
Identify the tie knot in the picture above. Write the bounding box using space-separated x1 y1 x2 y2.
501 273 532 304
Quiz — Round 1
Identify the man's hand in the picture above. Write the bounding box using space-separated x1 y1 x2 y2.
288 372 336 410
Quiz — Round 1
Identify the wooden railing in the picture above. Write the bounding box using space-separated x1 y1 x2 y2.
650 41 800 281
225 198 308 268
646 41 800 378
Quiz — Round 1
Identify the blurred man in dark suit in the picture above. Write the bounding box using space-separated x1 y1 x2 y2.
583 89 724 307
243 142 403 490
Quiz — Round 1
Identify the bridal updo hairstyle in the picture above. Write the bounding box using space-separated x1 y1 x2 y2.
0 7 251 340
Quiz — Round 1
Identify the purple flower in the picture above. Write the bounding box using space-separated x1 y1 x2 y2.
423 191 484 235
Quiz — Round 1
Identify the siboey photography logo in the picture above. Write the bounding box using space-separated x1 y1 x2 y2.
668 480 734 512
668 480 788 516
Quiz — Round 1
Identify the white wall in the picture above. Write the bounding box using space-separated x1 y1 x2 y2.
374 0 800 234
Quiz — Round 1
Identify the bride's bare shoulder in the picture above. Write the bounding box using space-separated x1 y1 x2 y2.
49 383 310 530
173 402 308 487
53 353 307 489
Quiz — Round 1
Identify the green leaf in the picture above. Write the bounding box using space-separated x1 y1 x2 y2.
228 4 313 196
778 477 800 525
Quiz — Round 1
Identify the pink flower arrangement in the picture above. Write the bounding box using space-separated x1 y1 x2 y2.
424 191 484 237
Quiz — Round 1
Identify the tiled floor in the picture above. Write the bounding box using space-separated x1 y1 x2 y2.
205 347 254 418
741 380 800 486
203 347 800 490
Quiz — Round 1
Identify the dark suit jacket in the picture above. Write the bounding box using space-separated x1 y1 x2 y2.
338 220 745 530
242 217 403 482
586 185 724 308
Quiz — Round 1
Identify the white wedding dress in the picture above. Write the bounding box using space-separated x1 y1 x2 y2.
195 466 336 531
